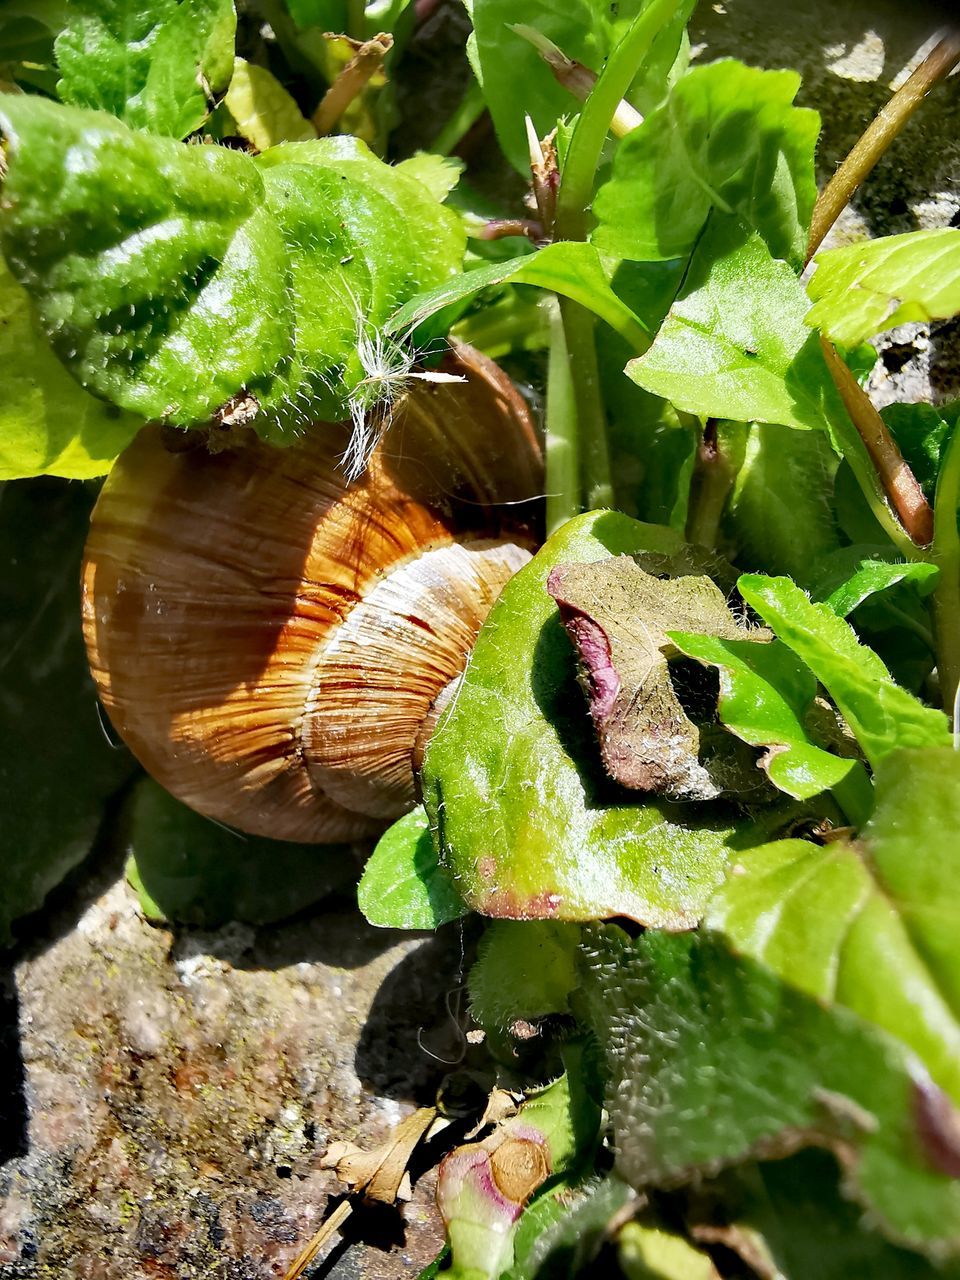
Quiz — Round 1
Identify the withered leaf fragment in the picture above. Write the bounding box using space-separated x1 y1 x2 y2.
547 554 761 800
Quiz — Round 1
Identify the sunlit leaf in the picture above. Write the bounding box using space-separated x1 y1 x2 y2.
593 60 818 267
55 0 237 139
739 574 950 766
357 805 467 930
807 228 960 349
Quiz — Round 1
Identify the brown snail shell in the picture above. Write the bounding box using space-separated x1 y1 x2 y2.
82 343 543 842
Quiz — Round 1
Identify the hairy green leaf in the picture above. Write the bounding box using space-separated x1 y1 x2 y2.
357 806 467 930
422 511 752 925
469 920 581 1032
807 228 960 349
0 256 140 479
739 574 950 766
0 479 136 947
668 632 871 820
0 96 464 431
467 0 691 173
709 748 960 1109
582 923 960 1256
810 547 939 617
593 60 818 267
126 778 355 927
55 0 237 139
388 242 650 351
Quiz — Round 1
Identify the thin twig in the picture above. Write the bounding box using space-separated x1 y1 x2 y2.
820 336 934 546
312 32 393 135
284 1199 353 1280
807 28 960 262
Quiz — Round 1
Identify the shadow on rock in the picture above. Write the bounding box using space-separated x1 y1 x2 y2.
355 924 471 1103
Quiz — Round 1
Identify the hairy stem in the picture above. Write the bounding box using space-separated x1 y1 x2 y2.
820 336 933 549
432 78 487 157
807 29 960 261
685 419 737 548
312 32 393 135
560 297 613 510
932 423 960 713
545 297 581 533
553 0 678 242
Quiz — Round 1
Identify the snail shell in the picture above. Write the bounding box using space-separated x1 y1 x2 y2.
82 343 543 842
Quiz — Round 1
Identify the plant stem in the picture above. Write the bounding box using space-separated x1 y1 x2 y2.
553 0 678 243
559 297 613 510
932 423 960 713
511 24 643 138
685 420 737 548
819 336 934 549
431 78 487 157
545 297 580 533
312 33 393 135
807 29 960 262
347 0 366 40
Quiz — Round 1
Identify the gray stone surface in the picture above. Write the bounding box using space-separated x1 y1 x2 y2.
691 0 960 408
1 856 462 1278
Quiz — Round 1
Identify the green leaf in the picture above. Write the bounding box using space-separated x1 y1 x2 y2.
394 152 464 203
628 220 831 433
55 0 237 139
421 511 752 925
882 401 960 504
626 219 912 550
806 228 960 349
220 56 317 151
467 0 691 173
708 748 960 1113
0 96 464 429
469 921 581 1032
739 574 950 766
668 632 871 820
0 479 136 947
0 256 141 479
695 1151 960 1280
508 1178 635 1280
724 424 841 585
809 547 939 617
388 242 650 351
593 60 818 267
357 805 467 930
581 923 960 1256
618 1220 720 1280
126 778 356 927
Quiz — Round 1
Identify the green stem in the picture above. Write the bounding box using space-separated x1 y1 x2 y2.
431 78 487 157
932 424 960 713
685 419 736 549
347 0 366 40
559 297 612 510
545 297 580 534
553 0 679 242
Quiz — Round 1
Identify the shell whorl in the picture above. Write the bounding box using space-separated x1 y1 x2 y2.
81 344 543 842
